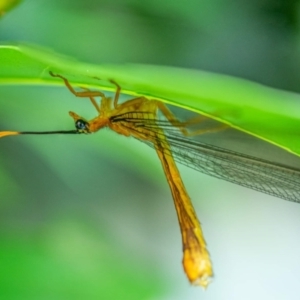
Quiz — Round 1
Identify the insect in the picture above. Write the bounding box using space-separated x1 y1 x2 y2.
1 72 300 288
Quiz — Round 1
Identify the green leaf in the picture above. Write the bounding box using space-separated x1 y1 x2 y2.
1 43 300 156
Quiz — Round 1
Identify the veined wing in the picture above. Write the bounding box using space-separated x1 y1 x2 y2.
110 112 300 203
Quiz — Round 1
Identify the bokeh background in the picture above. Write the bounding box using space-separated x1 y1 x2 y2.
1 1 300 299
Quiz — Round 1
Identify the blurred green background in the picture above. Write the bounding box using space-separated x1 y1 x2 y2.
1 1 300 299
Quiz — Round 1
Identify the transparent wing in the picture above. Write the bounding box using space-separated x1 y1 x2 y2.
111 113 300 203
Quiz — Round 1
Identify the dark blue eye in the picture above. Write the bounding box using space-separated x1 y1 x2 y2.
75 120 88 130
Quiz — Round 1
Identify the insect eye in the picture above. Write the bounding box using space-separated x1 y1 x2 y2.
75 119 88 131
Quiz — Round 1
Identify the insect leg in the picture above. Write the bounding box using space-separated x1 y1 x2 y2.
157 102 228 137
109 79 122 109
49 71 105 113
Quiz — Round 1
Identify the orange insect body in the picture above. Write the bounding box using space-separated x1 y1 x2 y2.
3 72 300 288
67 76 213 288
0 72 213 288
